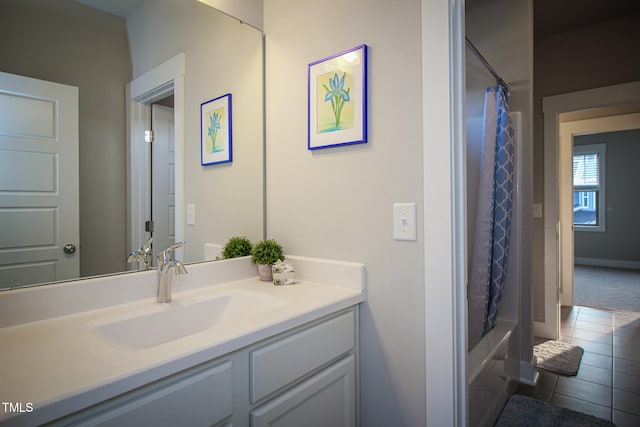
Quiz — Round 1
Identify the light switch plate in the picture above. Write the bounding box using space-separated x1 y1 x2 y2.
393 203 417 241
186 204 196 225
533 203 543 218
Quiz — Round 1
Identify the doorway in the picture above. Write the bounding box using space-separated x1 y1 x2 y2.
150 100 176 261
564 123 640 313
540 81 640 339
127 53 186 266
560 113 640 307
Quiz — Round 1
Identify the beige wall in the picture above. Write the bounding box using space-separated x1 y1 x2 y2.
264 0 426 424
197 0 263 30
126 0 264 262
532 13 640 320
0 0 131 277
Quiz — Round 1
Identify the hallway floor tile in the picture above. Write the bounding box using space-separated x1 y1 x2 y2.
516 306 640 427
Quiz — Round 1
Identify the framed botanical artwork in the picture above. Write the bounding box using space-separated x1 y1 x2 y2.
201 93 232 165
308 44 368 150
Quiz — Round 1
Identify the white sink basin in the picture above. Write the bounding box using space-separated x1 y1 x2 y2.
90 289 287 351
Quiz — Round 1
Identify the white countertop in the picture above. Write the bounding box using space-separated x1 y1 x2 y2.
0 256 365 426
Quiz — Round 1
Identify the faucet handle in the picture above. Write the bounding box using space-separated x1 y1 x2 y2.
158 241 186 262
141 237 153 252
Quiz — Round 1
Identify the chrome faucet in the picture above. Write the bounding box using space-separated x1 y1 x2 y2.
157 241 188 303
127 238 153 271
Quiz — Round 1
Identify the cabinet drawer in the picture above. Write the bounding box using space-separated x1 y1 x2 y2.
250 310 355 403
250 355 356 427
51 360 232 427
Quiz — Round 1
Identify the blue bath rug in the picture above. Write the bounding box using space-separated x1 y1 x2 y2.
495 394 615 427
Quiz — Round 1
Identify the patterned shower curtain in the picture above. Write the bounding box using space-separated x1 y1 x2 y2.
468 85 515 350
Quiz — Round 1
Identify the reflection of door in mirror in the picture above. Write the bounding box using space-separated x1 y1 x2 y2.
151 102 176 263
0 72 79 288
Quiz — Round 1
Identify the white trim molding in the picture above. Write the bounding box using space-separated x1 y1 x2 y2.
422 0 467 425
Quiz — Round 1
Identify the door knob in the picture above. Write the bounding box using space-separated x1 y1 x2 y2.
63 244 76 254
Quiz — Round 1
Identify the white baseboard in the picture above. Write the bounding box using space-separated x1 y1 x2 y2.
575 257 640 270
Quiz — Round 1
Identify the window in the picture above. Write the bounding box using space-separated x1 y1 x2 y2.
573 143 605 232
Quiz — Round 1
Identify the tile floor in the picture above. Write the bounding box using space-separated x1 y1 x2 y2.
517 306 640 426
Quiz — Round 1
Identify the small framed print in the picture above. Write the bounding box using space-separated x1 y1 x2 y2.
201 93 232 165
308 44 367 150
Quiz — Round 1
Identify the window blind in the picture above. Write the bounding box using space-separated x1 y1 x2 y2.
573 153 600 188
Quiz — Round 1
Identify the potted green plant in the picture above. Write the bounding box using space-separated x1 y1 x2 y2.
251 239 284 281
221 236 253 259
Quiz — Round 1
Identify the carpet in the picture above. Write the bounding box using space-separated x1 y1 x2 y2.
533 338 584 376
495 394 615 426
574 265 640 314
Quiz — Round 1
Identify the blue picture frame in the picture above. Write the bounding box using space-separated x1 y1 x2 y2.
308 44 368 150
201 93 232 165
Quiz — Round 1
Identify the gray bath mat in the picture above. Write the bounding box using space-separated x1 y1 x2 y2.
533 338 584 376
495 394 614 426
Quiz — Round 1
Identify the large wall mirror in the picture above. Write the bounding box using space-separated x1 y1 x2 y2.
0 0 264 289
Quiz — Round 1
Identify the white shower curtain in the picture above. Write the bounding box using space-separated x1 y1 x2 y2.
468 85 515 350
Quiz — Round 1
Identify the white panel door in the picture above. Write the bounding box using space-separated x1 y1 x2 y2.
151 104 175 260
0 72 79 288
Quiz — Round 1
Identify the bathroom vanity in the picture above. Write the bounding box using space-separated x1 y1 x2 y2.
0 256 365 426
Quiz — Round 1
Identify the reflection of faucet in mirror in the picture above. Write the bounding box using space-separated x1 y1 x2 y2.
157 242 188 303
127 238 153 271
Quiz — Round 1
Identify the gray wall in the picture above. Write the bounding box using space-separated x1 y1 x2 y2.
532 13 640 320
264 0 426 424
574 129 640 263
126 0 264 262
0 0 132 277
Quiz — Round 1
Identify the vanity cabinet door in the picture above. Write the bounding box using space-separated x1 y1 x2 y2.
250 355 356 427
49 360 232 427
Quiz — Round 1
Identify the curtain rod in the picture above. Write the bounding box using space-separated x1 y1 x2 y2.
465 36 507 87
